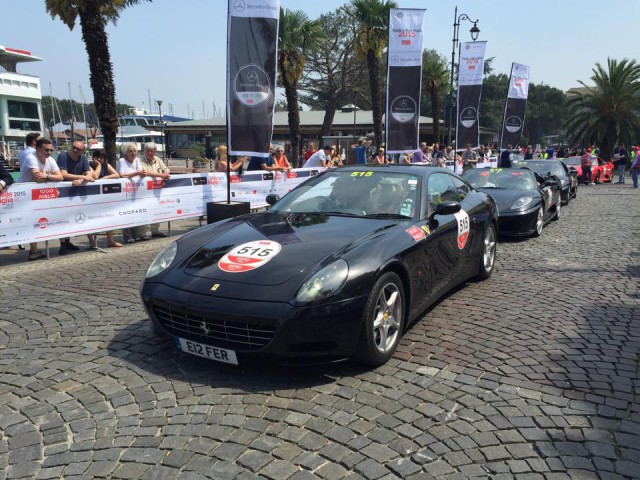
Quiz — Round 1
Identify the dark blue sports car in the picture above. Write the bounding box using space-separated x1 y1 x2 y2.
141 166 498 366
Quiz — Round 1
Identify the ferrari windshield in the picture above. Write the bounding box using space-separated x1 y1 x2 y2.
270 170 421 219
464 168 537 190
519 160 566 178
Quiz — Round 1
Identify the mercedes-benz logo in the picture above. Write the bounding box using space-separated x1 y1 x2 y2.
401 99 407 106
391 55 399 63
200 321 210 336
75 212 86 224
234 0 246 12
247 71 258 83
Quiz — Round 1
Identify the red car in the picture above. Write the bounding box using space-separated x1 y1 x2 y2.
562 156 614 184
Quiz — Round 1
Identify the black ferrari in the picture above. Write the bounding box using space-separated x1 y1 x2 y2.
141 166 498 366
516 159 577 204
462 167 561 237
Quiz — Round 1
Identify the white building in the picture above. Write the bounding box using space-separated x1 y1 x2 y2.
0 45 44 151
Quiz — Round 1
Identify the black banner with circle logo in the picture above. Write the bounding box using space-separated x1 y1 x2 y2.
456 41 487 150
500 63 530 149
227 0 280 157
385 8 425 154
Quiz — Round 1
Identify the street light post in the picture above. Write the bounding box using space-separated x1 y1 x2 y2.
156 99 166 161
446 6 480 148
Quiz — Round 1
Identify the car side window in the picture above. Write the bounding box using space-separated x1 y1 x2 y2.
449 175 469 201
427 173 458 209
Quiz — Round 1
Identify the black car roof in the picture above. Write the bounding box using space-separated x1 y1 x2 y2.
338 164 451 178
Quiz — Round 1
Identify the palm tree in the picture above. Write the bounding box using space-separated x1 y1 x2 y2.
45 0 148 166
422 49 449 144
564 58 640 160
278 9 325 166
351 0 397 148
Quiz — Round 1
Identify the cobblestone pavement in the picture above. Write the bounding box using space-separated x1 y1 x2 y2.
0 183 638 479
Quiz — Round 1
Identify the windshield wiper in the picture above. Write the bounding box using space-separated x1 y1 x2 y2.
324 211 363 217
364 213 412 219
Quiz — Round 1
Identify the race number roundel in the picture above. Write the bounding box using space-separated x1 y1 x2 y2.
218 240 282 273
454 210 470 250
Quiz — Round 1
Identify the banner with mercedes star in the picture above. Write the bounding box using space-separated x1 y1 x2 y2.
500 62 530 149
456 41 487 150
385 8 425 154
227 0 280 157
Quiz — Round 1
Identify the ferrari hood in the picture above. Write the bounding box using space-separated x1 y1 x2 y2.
181 212 394 285
478 188 539 212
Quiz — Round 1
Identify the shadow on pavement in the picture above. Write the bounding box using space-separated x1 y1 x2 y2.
107 317 372 391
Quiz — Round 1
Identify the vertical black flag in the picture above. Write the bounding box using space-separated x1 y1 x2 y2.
227 0 280 157
456 41 487 150
385 8 425 154
500 63 530 150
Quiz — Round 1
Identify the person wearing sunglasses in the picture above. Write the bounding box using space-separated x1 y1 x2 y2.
86 149 123 249
16 138 63 260
56 141 95 255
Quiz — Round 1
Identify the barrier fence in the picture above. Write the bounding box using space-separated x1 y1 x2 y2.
0 168 321 248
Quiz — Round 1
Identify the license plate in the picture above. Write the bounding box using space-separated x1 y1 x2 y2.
174 337 238 365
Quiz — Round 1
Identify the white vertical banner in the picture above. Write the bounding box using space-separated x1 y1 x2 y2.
456 41 487 150
227 0 280 158
385 8 426 154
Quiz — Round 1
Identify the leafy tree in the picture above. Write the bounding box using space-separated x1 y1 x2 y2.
45 0 149 166
525 83 566 147
421 49 449 144
564 58 640 159
479 73 509 138
278 8 325 165
299 6 364 137
351 0 397 148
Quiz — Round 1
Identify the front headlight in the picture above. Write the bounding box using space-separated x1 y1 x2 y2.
511 196 534 210
295 259 349 303
145 242 178 278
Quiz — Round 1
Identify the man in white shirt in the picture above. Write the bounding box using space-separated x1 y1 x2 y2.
303 145 332 168
16 138 63 261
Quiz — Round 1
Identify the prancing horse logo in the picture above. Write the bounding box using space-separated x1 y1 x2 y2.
200 321 210 336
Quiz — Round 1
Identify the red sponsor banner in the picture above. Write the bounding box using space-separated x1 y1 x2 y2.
32 188 59 200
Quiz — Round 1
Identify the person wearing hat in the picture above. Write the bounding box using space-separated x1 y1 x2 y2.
303 144 332 168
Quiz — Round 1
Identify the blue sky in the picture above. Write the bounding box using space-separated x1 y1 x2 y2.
4 0 639 118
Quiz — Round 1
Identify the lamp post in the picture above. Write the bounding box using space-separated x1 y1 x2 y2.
156 99 165 161
446 6 480 148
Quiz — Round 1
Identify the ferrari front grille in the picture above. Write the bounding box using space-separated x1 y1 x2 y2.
153 305 276 351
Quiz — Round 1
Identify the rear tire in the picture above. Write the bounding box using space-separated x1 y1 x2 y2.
355 272 405 366
477 223 497 280
553 200 561 221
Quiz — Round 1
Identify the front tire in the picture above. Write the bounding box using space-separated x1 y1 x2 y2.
477 223 497 280
355 272 405 366
531 207 544 237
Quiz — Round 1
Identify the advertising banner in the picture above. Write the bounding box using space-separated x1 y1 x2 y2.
227 0 280 157
385 8 425 154
0 169 321 248
456 41 487 150
500 63 530 149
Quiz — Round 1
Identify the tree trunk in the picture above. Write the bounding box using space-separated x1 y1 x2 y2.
321 99 338 137
366 49 383 148
278 55 301 167
78 2 119 168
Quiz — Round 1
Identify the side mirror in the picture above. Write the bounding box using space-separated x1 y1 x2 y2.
430 201 461 219
542 180 557 188
568 167 577 172
266 194 280 206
